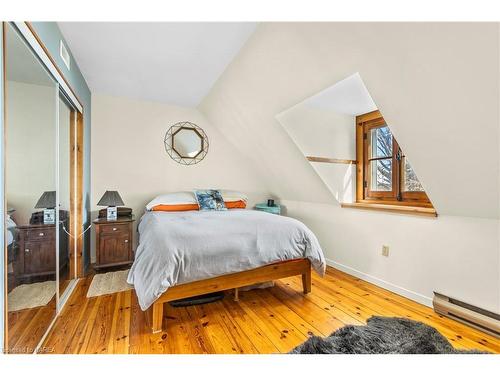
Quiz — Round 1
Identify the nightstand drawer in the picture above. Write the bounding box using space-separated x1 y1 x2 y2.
26 227 55 241
100 224 129 235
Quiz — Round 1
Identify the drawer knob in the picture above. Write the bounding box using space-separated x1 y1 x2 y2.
124 239 129 243
112 227 117 231
39 232 44 236
25 248 30 253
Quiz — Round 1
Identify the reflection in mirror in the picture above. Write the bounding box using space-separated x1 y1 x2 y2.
5 23 58 353
172 127 203 158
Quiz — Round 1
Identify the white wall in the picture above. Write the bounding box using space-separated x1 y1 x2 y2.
200 23 500 313
277 99 356 203
90 93 269 261
277 105 355 160
282 200 499 310
6 81 57 224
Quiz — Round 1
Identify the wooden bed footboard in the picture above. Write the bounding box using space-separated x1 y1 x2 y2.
145 258 312 333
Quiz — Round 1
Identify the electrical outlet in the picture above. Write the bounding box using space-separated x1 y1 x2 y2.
382 245 390 257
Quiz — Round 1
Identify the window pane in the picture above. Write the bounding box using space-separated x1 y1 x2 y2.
370 159 392 191
403 157 424 192
370 126 392 158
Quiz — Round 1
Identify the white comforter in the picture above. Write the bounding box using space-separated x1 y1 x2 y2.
127 209 326 310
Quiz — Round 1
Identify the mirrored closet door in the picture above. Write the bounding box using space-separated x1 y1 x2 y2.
4 22 79 354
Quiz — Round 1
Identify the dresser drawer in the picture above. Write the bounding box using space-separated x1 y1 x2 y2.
100 223 129 235
25 227 55 241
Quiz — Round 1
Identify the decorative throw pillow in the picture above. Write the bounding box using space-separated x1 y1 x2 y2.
194 190 227 211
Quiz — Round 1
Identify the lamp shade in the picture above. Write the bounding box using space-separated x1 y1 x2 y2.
35 191 56 209
97 191 124 207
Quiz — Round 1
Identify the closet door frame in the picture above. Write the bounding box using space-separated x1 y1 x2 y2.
12 22 85 280
2 21 85 351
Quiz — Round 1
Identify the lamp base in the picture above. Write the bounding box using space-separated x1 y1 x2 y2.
107 206 117 221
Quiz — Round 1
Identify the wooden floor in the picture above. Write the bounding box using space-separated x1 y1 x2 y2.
6 277 72 354
37 266 500 354
7 296 56 354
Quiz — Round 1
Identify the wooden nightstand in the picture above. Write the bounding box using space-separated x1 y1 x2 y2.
15 223 68 280
254 203 281 215
93 216 135 270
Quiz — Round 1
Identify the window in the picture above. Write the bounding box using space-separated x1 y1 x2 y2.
356 111 433 208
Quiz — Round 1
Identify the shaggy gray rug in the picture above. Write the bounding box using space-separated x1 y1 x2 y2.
290 316 486 354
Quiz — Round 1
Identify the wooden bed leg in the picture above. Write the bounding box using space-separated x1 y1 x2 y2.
302 268 311 294
234 288 239 302
150 302 164 334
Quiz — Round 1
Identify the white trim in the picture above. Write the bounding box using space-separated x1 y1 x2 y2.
325 258 433 308
55 84 60 311
58 278 78 310
73 110 78 277
12 22 82 113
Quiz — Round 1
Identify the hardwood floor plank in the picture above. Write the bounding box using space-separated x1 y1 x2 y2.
177 304 216 354
203 301 260 354
22 266 498 354
253 288 322 338
324 269 500 351
220 296 279 353
237 290 307 353
282 277 372 324
317 271 492 351
271 281 361 331
161 305 202 354
43 279 90 353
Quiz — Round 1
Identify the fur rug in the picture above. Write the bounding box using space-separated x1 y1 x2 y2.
290 316 486 354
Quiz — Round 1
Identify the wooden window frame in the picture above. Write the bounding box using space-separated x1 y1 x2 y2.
356 110 433 209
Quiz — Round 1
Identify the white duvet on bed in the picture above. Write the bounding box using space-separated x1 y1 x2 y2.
127 209 326 310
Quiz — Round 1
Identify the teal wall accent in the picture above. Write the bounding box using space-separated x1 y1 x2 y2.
29 22 92 272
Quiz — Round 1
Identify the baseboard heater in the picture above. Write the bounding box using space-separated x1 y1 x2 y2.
433 292 500 338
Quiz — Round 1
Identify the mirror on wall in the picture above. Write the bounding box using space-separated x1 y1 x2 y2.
4 23 78 354
164 121 209 165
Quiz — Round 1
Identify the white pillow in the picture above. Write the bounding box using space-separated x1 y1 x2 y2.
219 189 248 203
146 191 197 211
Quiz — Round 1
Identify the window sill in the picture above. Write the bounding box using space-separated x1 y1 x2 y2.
341 202 438 217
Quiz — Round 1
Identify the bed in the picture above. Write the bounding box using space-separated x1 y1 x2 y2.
127 208 326 333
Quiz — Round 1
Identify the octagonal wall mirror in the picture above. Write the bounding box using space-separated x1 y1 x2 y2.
173 127 204 158
165 121 209 165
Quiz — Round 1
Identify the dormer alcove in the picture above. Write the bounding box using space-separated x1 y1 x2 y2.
277 73 435 216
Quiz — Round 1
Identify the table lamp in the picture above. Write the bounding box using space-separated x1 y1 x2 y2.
35 191 56 224
97 190 124 220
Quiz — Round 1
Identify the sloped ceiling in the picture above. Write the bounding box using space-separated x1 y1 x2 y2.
57 22 257 106
200 23 499 219
303 73 377 116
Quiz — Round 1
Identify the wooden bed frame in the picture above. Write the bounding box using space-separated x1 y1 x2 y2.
145 258 312 333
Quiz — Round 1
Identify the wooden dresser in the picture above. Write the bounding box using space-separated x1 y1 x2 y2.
93 216 135 270
15 223 68 280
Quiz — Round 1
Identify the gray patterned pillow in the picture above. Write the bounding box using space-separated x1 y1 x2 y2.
194 190 227 211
